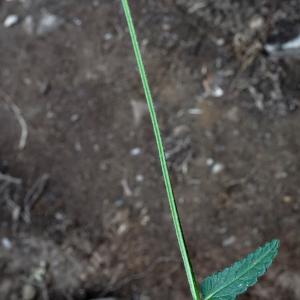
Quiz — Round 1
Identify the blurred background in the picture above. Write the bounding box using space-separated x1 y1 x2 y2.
0 0 299 299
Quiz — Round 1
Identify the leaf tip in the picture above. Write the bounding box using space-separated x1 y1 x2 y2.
269 239 280 255
200 239 281 300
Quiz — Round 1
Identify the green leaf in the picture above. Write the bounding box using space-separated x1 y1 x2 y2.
200 240 280 300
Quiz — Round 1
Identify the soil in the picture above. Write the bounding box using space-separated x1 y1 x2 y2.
0 0 299 299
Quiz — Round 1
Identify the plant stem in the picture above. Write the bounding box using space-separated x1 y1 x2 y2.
120 1 202 299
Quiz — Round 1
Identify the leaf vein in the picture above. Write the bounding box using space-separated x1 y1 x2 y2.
204 244 276 300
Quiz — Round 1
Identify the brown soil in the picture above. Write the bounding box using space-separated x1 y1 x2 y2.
0 1 299 299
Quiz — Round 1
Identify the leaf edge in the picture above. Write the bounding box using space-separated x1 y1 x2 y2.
200 239 280 300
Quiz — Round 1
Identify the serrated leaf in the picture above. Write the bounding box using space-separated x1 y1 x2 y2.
200 240 280 300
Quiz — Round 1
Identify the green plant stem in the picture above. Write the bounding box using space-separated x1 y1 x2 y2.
120 1 202 300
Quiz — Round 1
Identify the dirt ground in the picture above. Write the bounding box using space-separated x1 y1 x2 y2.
0 0 300 299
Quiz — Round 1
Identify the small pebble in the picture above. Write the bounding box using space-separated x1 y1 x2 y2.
74 141 82 152
179 197 185 204
226 106 239 122
249 16 264 30
1 238 12 250
117 223 128 235
22 284 36 300
212 86 224 98
104 32 113 40
46 111 55 119
4 15 19 27
71 114 80 122
188 108 203 115
131 100 148 126
36 10 63 36
136 174 144 182
206 158 214 166
215 38 225 46
73 17 82 26
121 178 132 197
114 198 125 207
212 163 224 174
222 236 236 247
275 171 288 179
141 215 150 226
38 81 51 95
283 196 293 204
54 212 64 221
93 144 100 152
130 147 142 156
162 23 171 31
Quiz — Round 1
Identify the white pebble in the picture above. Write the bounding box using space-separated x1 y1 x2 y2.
188 108 203 115
136 174 144 182
222 236 236 247
130 147 142 156
36 10 63 35
117 223 128 235
212 86 224 98
282 34 300 51
104 32 113 40
212 163 224 174
1 238 12 250
73 17 82 26
249 16 264 30
54 212 64 221
22 284 36 300
215 38 225 46
206 158 214 166
4 15 19 27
